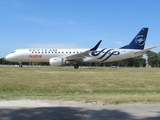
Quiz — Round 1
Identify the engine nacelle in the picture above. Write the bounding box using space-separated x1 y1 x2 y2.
49 57 66 66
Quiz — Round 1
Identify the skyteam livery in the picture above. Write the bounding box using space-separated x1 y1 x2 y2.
5 28 157 69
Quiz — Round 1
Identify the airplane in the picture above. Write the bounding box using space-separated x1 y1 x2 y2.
5 28 157 69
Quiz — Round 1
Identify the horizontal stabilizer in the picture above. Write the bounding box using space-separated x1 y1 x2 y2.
133 46 158 55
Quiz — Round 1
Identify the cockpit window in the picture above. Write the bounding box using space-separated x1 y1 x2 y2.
11 51 16 53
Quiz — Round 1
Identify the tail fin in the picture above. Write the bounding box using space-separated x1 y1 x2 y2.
120 28 148 49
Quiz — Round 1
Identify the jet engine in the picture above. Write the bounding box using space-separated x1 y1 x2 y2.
49 57 66 66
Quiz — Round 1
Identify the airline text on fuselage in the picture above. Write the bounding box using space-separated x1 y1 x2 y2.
29 49 57 53
29 54 42 58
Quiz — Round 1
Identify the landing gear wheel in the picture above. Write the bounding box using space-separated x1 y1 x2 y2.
19 63 23 67
74 64 79 69
19 65 22 67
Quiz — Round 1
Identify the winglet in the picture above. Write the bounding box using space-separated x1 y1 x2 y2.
90 40 102 51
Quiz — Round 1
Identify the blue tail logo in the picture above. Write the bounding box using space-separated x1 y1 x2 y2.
120 28 148 50
135 35 145 46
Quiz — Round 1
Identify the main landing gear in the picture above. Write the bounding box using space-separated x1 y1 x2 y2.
74 64 79 69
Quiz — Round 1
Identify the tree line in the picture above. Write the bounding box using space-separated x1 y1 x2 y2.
1 51 160 67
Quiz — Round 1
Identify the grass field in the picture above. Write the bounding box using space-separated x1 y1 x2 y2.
0 66 160 104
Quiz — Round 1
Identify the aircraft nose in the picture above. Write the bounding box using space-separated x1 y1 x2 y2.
4 56 7 61
4 55 10 61
4 53 18 62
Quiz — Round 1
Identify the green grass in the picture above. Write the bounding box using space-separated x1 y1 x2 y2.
0 66 160 104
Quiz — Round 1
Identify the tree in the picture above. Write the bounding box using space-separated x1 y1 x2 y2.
0 58 10 65
158 52 160 60
147 51 159 67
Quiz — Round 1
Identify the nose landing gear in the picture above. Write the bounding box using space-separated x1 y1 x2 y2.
18 62 23 67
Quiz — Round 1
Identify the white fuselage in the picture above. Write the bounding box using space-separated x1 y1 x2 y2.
5 48 141 63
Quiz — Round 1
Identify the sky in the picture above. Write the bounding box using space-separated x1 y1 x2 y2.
0 0 160 58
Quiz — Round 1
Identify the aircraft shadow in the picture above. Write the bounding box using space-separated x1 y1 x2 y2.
0 106 160 120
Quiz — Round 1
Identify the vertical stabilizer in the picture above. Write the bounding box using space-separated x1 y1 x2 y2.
120 28 148 49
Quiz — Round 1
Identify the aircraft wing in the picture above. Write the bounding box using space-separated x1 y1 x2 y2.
133 46 158 55
66 40 102 61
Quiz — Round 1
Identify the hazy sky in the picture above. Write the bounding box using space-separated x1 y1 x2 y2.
1 0 160 58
